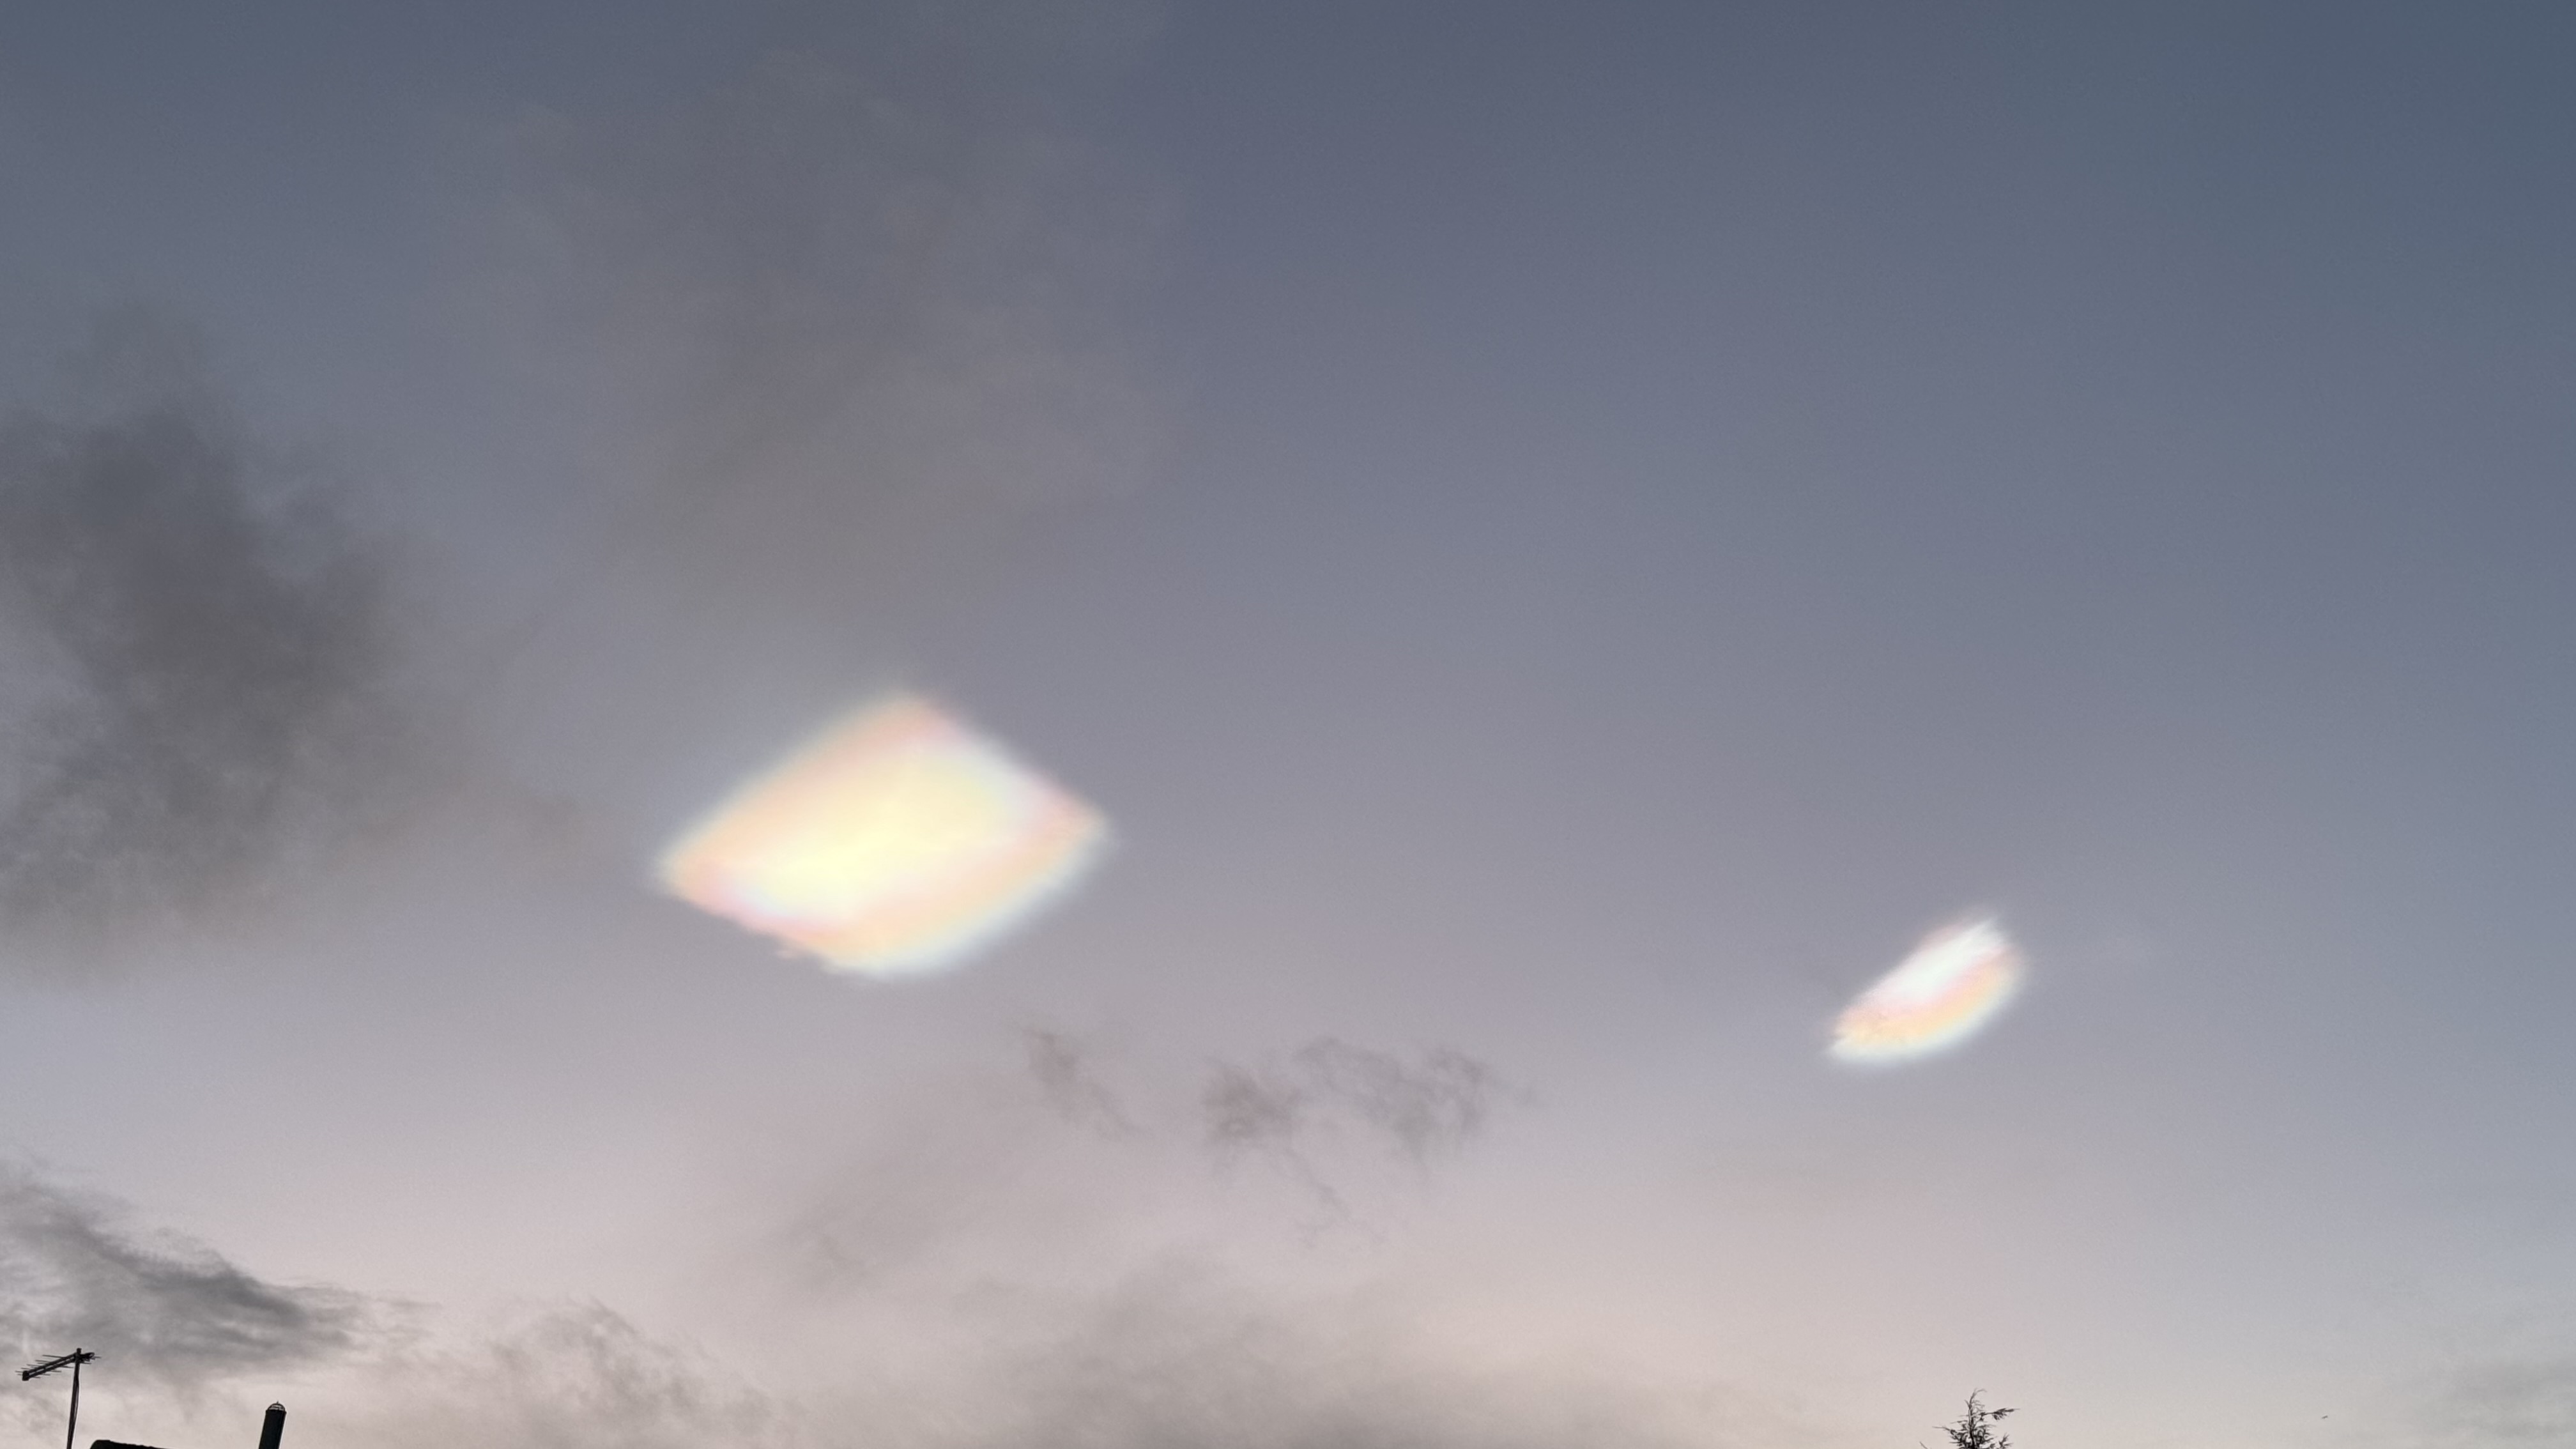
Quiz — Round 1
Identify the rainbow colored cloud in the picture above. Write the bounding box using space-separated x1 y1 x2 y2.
1829 916 2027 1066
657 693 1107 978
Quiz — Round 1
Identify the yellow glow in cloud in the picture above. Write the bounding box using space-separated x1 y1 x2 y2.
1829 916 2026 1066
657 694 1107 978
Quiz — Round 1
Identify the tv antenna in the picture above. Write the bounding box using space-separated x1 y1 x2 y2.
21 1349 95 1449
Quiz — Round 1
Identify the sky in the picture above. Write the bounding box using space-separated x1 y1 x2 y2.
0 3 2573 1446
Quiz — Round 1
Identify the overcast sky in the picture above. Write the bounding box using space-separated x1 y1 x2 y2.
1 4 2573 1448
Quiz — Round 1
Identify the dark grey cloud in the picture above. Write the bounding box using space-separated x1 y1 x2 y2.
0 319 408 965
0 1164 377 1389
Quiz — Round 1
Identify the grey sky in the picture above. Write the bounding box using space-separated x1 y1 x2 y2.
1 4 2572 1447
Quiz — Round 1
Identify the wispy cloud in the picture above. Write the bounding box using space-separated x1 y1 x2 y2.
1026 1027 1138 1137
1199 1039 1517 1225
1287 1039 1506 1165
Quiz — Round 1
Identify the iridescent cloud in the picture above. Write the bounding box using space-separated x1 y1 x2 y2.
657 693 1108 978
1828 915 2027 1066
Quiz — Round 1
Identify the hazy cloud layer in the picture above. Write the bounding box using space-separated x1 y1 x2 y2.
325 1277 1775 1449
0 1163 377 1388
0 322 406 965
0 1051 1698 1449
932 1268 1777 1449
455 15 1168 677
2400 1353 2576 1448
332 1305 801 1449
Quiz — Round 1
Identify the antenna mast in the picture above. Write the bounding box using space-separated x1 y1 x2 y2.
20 1348 97 1449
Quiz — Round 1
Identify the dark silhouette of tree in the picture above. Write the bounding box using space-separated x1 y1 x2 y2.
1933 1392 2016 1449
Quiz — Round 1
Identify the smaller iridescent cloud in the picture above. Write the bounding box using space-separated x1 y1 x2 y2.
657 693 1108 979
1829 915 2027 1066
